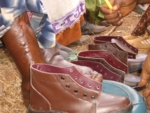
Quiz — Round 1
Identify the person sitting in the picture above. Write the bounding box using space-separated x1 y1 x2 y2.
0 0 102 106
100 0 150 109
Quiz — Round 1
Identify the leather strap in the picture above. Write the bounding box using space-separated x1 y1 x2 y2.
32 64 102 91
78 50 128 73
72 60 124 82
94 36 138 59
88 43 128 65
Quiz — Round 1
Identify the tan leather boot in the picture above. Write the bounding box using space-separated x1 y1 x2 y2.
29 64 132 113
132 38 150 49
1 12 46 106
127 39 150 53
125 31 148 40
123 31 149 44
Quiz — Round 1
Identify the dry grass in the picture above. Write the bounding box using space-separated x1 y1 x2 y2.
0 48 27 113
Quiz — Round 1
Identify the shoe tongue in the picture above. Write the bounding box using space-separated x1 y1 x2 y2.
111 39 135 54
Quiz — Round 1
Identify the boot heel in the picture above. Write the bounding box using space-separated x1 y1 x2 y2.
28 106 66 113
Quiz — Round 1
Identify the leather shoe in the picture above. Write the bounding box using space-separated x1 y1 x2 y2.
29 63 133 113
78 50 128 73
72 60 141 87
128 53 147 72
94 36 138 59
88 43 147 73
124 74 141 87
81 22 106 35
72 60 124 82
88 43 128 65
71 35 91 45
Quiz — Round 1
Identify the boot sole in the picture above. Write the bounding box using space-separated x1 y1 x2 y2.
28 103 132 113
28 105 67 113
111 102 133 113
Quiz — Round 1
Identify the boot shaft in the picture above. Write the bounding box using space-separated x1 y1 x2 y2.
1 12 46 106
2 12 45 79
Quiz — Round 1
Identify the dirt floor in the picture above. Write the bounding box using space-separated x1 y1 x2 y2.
0 11 148 113
68 11 142 51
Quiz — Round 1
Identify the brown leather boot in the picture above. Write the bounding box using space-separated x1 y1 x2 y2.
1 12 46 106
29 64 132 113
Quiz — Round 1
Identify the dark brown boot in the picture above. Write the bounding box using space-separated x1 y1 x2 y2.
29 64 132 113
1 12 46 106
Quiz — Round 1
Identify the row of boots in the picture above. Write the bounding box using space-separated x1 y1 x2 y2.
0 12 135 113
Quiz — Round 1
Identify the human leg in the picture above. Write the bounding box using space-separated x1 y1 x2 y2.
1 12 46 106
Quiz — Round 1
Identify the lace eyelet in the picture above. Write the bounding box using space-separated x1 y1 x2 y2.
74 76 77 80
100 69 103 72
97 86 100 89
83 93 87 98
91 96 95 100
88 84 92 88
70 69 73 72
61 76 65 80
74 89 78 94
110 76 113 79
66 84 70 88
80 80 83 84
